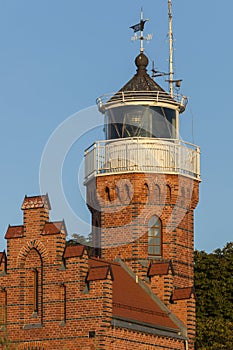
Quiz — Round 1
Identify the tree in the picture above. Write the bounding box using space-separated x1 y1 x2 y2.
66 233 90 246
194 242 233 349
66 233 95 256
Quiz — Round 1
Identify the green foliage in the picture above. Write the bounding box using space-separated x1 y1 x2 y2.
66 233 90 246
66 232 95 256
195 242 233 349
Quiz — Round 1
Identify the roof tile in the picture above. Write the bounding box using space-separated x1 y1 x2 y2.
5 225 24 239
21 194 51 210
111 263 179 330
171 287 195 301
41 221 64 235
63 245 86 259
148 261 174 276
88 258 179 330
87 265 111 282
0 252 6 265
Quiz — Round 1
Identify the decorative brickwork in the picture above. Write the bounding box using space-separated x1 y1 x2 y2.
0 194 199 349
86 172 199 349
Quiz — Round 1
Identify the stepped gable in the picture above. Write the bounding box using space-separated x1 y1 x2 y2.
89 258 180 332
5 221 66 239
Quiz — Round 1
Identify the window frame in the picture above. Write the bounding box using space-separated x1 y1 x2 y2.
148 215 162 257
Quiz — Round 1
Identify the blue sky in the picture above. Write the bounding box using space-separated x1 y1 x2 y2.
0 0 232 252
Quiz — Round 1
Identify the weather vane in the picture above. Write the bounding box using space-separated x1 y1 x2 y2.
130 8 152 52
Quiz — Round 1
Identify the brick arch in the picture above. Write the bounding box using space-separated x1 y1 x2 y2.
17 240 49 268
17 342 45 350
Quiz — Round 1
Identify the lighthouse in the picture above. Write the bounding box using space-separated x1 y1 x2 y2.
84 9 200 348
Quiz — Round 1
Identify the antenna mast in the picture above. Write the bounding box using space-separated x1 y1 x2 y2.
168 0 174 97
140 8 144 52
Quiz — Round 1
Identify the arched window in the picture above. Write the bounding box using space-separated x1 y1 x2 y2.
148 215 162 257
125 184 130 200
166 184 171 202
143 183 149 198
155 185 160 203
181 187 185 206
105 186 111 202
24 248 42 324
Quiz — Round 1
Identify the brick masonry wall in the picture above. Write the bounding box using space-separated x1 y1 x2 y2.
0 201 181 350
87 173 199 284
86 172 199 350
0 186 198 349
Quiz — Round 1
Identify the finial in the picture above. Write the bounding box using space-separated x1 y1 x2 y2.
135 52 149 74
130 8 152 52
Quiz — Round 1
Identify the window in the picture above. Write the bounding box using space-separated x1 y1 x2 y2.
89 331 96 338
33 269 39 314
155 185 160 203
105 187 111 202
60 283 66 325
0 288 6 328
143 183 149 197
148 215 162 257
166 185 171 202
94 219 101 258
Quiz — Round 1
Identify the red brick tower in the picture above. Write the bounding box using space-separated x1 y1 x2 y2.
84 37 201 349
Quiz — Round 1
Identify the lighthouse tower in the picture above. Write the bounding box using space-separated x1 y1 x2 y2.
84 10 200 348
85 48 200 271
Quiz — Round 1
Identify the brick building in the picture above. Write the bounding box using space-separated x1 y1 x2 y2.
0 21 200 350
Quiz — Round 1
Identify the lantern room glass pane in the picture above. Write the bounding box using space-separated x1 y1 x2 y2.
106 106 176 140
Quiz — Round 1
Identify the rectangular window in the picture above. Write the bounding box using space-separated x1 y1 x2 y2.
148 215 162 257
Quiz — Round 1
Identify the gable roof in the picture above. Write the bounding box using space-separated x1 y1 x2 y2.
0 251 6 266
63 244 87 259
21 194 51 210
111 263 178 331
5 225 24 239
87 265 112 282
171 287 196 301
41 221 66 236
148 261 174 276
88 258 181 333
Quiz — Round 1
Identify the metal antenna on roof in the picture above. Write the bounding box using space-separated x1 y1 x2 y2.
166 1 184 96
168 0 174 97
130 8 152 52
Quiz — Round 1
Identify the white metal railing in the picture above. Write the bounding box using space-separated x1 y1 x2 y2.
96 91 188 112
84 137 200 183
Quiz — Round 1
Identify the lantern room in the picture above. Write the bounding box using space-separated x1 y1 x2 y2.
84 52 200 184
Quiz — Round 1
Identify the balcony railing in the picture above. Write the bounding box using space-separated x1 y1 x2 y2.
84 138 201 183
96 91 188 113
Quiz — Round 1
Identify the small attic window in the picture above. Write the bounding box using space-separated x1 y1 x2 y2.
89 331 96 338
